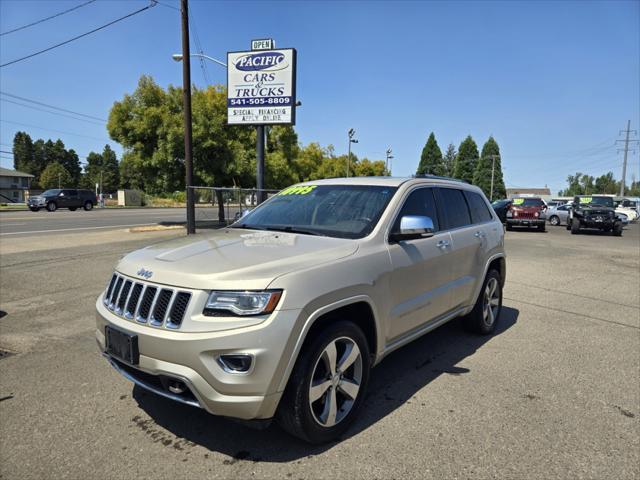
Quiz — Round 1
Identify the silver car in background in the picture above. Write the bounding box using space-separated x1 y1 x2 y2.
547 204 571 226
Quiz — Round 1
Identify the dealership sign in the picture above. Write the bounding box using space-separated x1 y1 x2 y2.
227 48 297 125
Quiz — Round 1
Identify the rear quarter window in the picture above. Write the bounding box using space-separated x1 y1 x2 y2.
463 191 493 223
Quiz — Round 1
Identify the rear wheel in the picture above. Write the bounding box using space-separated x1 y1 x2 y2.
464 269 502 335
83 201 93 211
549 216 560 226
46 202 57 212
571 218 580 234
277 321 371 444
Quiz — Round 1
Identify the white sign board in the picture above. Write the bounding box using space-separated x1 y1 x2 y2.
227 48 296 125
251 38 274 51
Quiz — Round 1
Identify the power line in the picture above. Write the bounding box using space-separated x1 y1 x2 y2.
0 92 106 122
0 119 111 142
0 1 158 68
189 9 212 85
0 0 97 36
0 98 105 126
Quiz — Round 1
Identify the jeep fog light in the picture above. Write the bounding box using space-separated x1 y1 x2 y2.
217 354 252 373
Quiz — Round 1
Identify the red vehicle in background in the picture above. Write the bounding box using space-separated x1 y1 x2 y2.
505 197 547 232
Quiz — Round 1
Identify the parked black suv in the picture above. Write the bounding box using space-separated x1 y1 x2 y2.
28 189 97 212
567 195 622 236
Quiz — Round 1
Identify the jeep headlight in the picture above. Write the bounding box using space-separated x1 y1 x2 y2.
204 290 282 316
506 211 513 218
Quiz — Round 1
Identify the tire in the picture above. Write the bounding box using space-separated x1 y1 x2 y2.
538 223 546 232
277 321 371 444
464 269 503 335
29 207 39 212
69 207 77 211
506 223 513 231
83 201 93 211
571 218 580 234
549 216 560 226
613 221 623 237
46 202 57 212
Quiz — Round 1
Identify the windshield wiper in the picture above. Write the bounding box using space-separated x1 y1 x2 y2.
262 226 325 236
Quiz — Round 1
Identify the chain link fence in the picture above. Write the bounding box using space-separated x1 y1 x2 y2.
188 186 280 228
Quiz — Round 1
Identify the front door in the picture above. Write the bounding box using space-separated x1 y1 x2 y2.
387 187 454 341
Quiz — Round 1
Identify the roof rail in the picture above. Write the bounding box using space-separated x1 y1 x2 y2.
412 174 469 184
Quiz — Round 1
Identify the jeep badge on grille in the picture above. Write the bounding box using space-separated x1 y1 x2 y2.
137 268 153 279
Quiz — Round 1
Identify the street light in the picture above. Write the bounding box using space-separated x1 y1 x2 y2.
347 128 358 177
172 52 227 68
385 148 394 175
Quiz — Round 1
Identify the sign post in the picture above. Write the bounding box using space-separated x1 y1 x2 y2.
227 41 297 203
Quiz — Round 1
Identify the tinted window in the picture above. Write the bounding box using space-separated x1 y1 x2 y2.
439 188 472 229
512 198 545 207
61 189 76 196
464 191 493 223
393 188 440 232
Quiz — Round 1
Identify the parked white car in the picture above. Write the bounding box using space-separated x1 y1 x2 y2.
547 204 571 226
615 206 637 221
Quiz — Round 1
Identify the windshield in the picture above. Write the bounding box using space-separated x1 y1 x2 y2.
575 196 613 208
231 185 398 239
512 198 545 207
41 189 61 196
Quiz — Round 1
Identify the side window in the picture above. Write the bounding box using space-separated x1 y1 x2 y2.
392 188 440 232
438 188 472 229
463 191 493 224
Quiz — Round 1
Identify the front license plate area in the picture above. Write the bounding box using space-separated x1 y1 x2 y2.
105 326 139 365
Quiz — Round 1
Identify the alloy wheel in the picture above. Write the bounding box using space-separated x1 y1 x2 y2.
309 336 363 428
483 277 500 327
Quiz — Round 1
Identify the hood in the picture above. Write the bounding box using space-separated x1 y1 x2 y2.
116 228 359 290
576 205 614 215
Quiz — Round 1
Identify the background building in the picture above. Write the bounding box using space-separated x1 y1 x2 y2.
0 167 34 203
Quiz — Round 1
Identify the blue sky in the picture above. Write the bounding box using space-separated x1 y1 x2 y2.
1 0 638 195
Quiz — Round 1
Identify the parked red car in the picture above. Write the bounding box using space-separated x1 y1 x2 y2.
505 197 546 232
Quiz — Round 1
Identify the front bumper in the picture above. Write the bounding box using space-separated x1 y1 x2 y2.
96 296 303 420
506 218 545 227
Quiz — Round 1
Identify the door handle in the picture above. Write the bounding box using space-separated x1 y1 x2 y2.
436 239 450 249
474 231 485 238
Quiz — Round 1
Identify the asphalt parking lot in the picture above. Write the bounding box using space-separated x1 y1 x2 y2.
0 222 638 479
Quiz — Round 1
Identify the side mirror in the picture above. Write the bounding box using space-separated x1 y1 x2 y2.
233 208 252 222
59 192 65 197
390 215 435 242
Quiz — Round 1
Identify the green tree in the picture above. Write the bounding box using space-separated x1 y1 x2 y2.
594 172 618 194
580 174 595 195
473 136 506 200
40 162 72 189
560 173 584 196
12 131 35 175
354 158 388 176
443 143 456 177
417 132 445 176
453 136 479 183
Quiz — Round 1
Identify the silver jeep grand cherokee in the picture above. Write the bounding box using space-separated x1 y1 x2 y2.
96 177 506 443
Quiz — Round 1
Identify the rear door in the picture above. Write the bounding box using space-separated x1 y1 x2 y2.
59 189 77 208
436 188 485 310
386 187 454 340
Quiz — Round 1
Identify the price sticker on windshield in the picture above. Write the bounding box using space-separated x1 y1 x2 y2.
579 197 592 204
278 185 317 196
512 198 524 205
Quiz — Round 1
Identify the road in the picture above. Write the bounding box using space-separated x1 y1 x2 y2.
0 207 237 236
0 225 638 479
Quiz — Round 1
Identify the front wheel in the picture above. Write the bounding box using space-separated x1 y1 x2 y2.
464 269 503 335
549 216 560 226
277 321 371 444
506 223 513 231
46 202 57 212
538 223 546 232
83 201 93 211
29 207 39 212
571 218 580 234
613 221 623 237
69 207 77 211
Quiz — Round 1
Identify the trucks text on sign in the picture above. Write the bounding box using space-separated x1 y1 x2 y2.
227 48 297 126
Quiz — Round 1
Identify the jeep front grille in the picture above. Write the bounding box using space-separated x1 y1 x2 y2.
103 273 191 329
